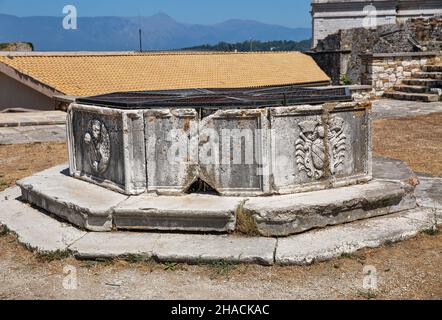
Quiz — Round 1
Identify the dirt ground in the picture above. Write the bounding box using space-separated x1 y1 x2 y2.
0 142 67 192
373 113 442 177
0 113 441 300
0 227 441 300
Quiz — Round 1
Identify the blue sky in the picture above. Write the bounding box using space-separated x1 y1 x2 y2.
0 0 312 28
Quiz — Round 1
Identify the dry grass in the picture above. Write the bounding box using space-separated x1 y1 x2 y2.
0 142 67 191
235 202 260 236
373 113 442 176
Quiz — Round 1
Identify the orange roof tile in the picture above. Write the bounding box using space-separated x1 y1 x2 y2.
0 52 330 97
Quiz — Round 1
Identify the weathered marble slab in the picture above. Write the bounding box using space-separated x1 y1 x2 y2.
144 108 198 194
269 102 372 195
2 186 438 265
67 104 146 195
16 165 241 233
276 209 438 265
0 187 87 252
17 165 415 236
199 109 271 196
113 193 242 232
242 180 416 237
17 165 128 232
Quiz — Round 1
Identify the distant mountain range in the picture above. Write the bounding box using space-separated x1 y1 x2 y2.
183 40 312 52
0 13 311 51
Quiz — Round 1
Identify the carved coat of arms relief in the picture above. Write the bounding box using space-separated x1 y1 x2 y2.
295 116 347 180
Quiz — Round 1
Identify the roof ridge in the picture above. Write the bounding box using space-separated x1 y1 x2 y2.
0 51 301 58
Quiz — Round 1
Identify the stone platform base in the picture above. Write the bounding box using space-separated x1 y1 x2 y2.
17 165 416 237
243 180 416 237
0 187 439 266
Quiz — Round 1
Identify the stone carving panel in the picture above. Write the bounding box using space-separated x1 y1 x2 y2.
295 116 347 180
83 119 111 174
270 102 371 194
330 107 371 180
68 104 146 195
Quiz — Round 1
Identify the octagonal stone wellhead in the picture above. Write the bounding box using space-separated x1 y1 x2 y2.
66 101 372 197
16 88 417 236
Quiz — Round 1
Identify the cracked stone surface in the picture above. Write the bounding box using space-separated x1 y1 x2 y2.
276 209 440 265
16 165 243 233
1 186 440 266
17 165 128 232
0 187 86 252
114 193 242 232
415 175 442 210
70 232 277 266
15 165 416 236
242 180 416 237
373 156 442 210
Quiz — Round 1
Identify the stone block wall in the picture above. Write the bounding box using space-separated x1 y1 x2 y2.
307 50 347 84
311 16 442 85
409 17 442 51
312 0 442 47
361 52 438 95
349 85 376 101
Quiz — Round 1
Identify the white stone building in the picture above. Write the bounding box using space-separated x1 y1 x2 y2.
311 0 442 47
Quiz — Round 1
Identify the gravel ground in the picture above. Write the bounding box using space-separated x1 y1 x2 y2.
0 229 441 300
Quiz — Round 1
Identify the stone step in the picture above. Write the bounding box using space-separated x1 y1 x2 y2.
423 65 442 73
402 78 442 87
16 165 417 238
412 71 442 80
113 194 240 233
383 91 440 102
242 180 416 237
16 165 240 233
393 85 429 94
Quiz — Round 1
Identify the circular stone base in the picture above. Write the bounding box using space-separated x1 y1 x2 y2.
17 163 417 237
0 186 439 266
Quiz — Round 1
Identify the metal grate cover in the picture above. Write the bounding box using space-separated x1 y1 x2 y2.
76 85 352 109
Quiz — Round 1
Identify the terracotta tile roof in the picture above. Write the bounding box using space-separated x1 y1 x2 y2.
0 52 330 97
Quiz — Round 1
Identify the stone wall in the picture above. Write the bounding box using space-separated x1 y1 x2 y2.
349 85 376 101
310 16 442 85
312 0 442 47
307 50 346 84
361 52 438 96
